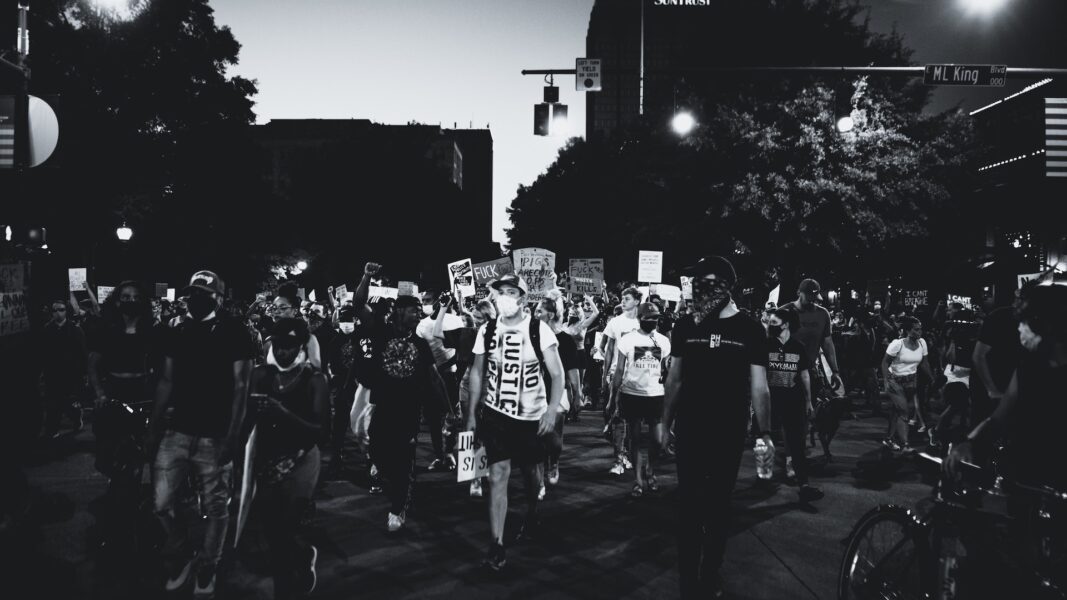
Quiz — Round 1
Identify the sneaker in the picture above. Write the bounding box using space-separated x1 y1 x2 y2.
296 545 318 595
444 454 457 471
785 456 796 480
484 542 506 572
387 511 405 532
538 484 546 501
193 562 216 598
165 554 197 592
916 425 927 434
470 478 483 498
621 455 633 470
428 458 445 472
799 485 825 502
546 464 560 486
647 474 660 492
609 461 625 476
369 463 379 478
369 483 384 495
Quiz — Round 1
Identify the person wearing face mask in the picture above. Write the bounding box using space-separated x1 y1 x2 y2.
601 287 643 475
654 256 772 600
249 318 328 597
87 282 159 413
266 285 323 370
881 316 933 452
145 270 255 598
534 290 581 495
416 291 466 472
39 300 88 439
785 279 845 402
610 302 671 498
324 307 360 479
764 307 823 501
564 295 599 420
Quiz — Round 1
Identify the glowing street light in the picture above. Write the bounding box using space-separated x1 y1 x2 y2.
836 115 855 133
90 0 148 21
671 111 696 136
116 222 133 241
296 260 309 271
958 0 1009 16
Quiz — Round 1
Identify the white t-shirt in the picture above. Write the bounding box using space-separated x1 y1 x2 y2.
473 315 558 421
604 314 640 374
616 330 671 397
416 314 465 369
886 337 928 377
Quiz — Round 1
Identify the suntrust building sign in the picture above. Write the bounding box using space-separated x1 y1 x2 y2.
653 0 712 5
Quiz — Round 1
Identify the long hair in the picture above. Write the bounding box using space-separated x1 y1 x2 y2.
100 280 153 330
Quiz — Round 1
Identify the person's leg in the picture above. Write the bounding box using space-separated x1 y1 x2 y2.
887 381 910 446
330 385 354 466
42 380 64 436
191 437 234 568
627 418 645 488
913 386 927 430
487 460 511 545
699 434 746 587
424 399 446 462
520 463 541 523
274 446 321 595
674 437 706 599
782 401 809 486
152 432 193 567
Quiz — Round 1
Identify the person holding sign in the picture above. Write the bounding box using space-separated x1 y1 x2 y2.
610 303 671 498
466 273 566 573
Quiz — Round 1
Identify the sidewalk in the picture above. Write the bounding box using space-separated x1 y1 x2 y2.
20 405 931 599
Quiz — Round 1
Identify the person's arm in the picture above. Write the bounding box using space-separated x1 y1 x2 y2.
821 334 843 389
610 350 627 406
432 296 453 339
602 337 617 386
306 335 322 370
881 353 894 391
577 296 600 329
945 369 1018 479
466 354 485 431
751 365 772 435
262 372 329 437
656 356 683 451
85 286 100 316
800 369 812 413
539 345 566 435
352 262 379 323
69 291 84 317
971 342 1003 398
220 358 253 465
145 357 176 458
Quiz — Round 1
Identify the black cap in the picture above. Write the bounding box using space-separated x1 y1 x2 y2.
268 318 309 349
182 270 224 296
682 256 737 285
489 273 529 295
394 295 422 311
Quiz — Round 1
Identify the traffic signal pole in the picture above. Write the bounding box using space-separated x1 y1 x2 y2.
1 4 32 172
522 66 1067 78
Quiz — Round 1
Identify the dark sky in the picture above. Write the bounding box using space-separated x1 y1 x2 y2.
210 0 1066 243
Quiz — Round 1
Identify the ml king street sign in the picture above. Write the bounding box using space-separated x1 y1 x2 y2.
923 64 1007 87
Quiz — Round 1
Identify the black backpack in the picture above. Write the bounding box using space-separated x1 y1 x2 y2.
482 317 548 384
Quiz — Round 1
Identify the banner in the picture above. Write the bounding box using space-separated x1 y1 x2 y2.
652 284 681 302
0 290 29 336
368 285 399 300
637 250 663 283
97 286 115 304
0 263 26 293
680 276 693 301
568 258 605 295
398 281 419 297
472 258 514 284
767 284 780 307
456 431 489 483
903 290 928 307
68 268 88 292
154 283 168 298
512 247 556 303
448 258 476 298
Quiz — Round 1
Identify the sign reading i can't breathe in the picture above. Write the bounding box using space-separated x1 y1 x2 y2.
903 290 928 307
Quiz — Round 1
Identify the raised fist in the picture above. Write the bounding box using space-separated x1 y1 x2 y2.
364 262 381 277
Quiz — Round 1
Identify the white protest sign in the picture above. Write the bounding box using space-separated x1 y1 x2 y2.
368 285 399 299
903 290 928 307
946 294 974 310
472 258 514 284
456 431 489 483
568 258 605 295
767 284 780 307
68 268 88 291
166 288 176 302
334 284 348 301
638 250 663 283
680 276 693 301
398 281 419 297
653 284 681 302
154 283 168 298
512 247 556 304
97 286 115 304
1017 272 1049 289
448 258 476 298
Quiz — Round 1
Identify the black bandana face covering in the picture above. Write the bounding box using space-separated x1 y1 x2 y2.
692 278 731 318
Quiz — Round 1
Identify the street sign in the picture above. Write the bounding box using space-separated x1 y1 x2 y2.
576 58 602 92
923 64 1006 87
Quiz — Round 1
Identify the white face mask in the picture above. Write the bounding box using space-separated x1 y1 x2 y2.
1019 322 1043 352
267 345 307 372
422 304 434 316
339 322 355 335
495 295 522 318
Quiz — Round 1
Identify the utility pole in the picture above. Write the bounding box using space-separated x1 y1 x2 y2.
1 4 31 172
639 0 645 116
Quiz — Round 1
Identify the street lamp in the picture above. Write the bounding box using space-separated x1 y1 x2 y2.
671 111 696 136
836 115 855 133
296 260 308 271
90 0 148 21
116 222 133 241
959 0 1009 16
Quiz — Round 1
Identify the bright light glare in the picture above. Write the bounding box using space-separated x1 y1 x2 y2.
550 116 570 137
116 225 133 241
291 268 303 276
91 0 147 21
296 260 309 271
4 226 10 242
671 112 696 136
836 115 855 133
959 0 1009 15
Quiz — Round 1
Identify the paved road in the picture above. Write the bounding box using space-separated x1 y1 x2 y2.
21 404 933 599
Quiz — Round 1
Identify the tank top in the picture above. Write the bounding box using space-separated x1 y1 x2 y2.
253 364 321 456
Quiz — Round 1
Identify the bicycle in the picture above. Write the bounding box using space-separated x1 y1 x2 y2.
838 449 1066 599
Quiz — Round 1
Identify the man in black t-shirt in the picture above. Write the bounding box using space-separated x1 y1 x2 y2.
146 270 254 598
39 300 87 438
656 256 772 600
971 289 1025 424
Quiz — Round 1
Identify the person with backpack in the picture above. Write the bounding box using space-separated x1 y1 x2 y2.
466 273 566 573
534 290 582 494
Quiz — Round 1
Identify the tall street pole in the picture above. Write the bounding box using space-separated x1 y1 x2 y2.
639 0 645 116
15 4 30 172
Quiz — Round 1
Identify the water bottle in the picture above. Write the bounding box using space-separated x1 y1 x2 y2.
755 438 775 480
938 526 965 600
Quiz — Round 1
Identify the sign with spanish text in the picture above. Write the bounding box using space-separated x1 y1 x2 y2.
472 258 514 284
568 258 605 295
68 268 88 292
512 247 556 303
448 258 476 298
638 251 663 283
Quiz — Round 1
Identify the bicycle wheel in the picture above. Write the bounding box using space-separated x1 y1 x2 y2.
839 505 929 600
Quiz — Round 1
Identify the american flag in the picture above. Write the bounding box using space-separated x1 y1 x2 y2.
1047 97 1067 178
0 123 12 169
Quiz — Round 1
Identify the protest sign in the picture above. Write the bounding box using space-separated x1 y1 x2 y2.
97 286 115 304
767 284 781 307
472 257 514 284
343 291 354 302
568 258 605 295
638 251 663 283
512 247 556 303
946 294 974 310
155 283 168 298
309 290 317 303
653 284 681 302
456 431 489 483
680 276 693 301
334 284 348 301
68 268 88 292
368 285 399 300
0 290 29 336
475 284 490 300
1017 272 1050 289
903 290 928 307
0 263 26 293
448 258 476 298
166 288 176 302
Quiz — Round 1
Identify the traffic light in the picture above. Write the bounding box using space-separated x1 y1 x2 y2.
551 104 569 136
543 85 559 104
534 103 551 136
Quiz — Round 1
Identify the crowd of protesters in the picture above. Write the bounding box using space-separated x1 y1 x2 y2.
18 255 1066 600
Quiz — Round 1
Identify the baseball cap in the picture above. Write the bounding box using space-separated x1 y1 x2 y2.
393 295 422 311
682 256 737 285
489 273 529 295
798 278 821 296
637 302 660 319
268 318 309 349
182 270 224 296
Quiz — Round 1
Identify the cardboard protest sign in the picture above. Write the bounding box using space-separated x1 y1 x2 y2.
946 294 974 310
903 290 928 307
398 281 418 297
97 286 115 304
448 258 476 298
155 283 168 298
512 248 556 303
0 263 26 293
653 284 681 302
638 251 663 283
456 431 489 483
568 258 605 295
68 268 88 292
472 258 514 284
0 290 30 336
680 276 693 301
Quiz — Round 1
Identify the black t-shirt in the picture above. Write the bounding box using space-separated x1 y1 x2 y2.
670 311 768 430
977 307 1022 392
166 316 255 438
556 332 579 373
1009 354 1067 490
944 320 980 370
327 332 356 387
766 336 812 404
357 319 435 421
87 321 160 375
